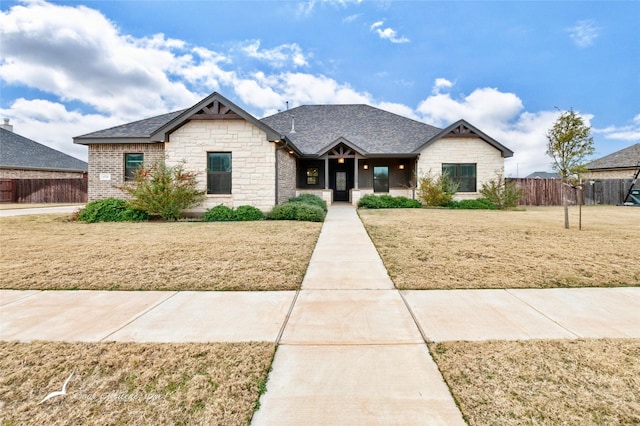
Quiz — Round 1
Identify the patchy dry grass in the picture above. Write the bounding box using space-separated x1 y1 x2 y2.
429 339 640 425
359 206 640 289
0 215 321 291
0 341 274 426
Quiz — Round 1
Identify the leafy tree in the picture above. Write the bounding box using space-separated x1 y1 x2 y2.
121 160 205 221
546 109 594 228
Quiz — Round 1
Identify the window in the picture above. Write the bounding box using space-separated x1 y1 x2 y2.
124 153 143 181
207 152 232 194
306 167 319 185
373 166 389 193
442 163 477 192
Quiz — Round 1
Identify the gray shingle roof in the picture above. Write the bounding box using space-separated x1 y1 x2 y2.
0 128 87 172
586 143 640 170
75 109 186 140
260 105 443 155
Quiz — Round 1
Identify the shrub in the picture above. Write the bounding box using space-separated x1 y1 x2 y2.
358 194 422 209
203 205 237 222
417 170 458 207
76 198 149 223
267 201 326 222
234 205 265 221
446 198 497 210
288 194 327 212
480 174 524 209
120 161 205 221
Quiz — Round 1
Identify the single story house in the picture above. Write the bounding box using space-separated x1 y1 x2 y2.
74 92 513 212
1 121 88 179
582 143 640 180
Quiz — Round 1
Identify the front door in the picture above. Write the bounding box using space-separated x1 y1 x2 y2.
334 171 348 201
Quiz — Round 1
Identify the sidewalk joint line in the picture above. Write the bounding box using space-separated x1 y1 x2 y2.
398 290 432 344
0 289 43 307
99 291 179 342
504 289 582 338
275 289 300 344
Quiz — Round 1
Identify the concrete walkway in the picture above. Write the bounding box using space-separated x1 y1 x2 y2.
2 204 640 424
0 205 84 217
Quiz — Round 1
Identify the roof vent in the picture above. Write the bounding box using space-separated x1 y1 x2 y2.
1 118 13 132
290 116 296 134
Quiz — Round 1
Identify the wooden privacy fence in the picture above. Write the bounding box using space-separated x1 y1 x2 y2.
1 178 87 203
508 178 635 206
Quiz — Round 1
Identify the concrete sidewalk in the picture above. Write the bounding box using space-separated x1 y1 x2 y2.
0 205 84 217
2 203 639 425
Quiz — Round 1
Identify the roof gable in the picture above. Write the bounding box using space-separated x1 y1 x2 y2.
414 119 514 158
1 128 87 172
74 92 283 145
151 92 282 143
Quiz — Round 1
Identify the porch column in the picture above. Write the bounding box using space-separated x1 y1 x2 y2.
324 157 329 189
354 157 359 189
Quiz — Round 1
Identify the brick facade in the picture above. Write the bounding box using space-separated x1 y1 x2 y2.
87 143 165 200
277 148 297 204
417 137 505 200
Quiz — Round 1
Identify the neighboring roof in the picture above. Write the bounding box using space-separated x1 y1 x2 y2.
260 104 442 156
526 171 559 179
585 143 640 170
414 119 514 158
0 128 87 172
74 92 282 145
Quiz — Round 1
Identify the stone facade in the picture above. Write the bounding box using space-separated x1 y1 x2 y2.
87 143 165 200
0 169 84 179
166 120 277 212
417 137 505 200
277 148 297 204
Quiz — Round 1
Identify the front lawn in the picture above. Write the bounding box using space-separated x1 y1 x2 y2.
0 341 274 425
359 206 640 289
429 339 640 425
0 215 321 291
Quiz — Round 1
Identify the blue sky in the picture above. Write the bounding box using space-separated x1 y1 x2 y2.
1 0 638 177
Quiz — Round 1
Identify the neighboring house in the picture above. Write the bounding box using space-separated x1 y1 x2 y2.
525 171 559 179
0 122 88 179
74 92 513 212
582 143 640 180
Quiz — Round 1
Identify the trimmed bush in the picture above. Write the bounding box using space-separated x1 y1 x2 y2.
417 170 458 207
288 194 327 212
267 202 326 222
76 198 149 223
358 194 422 209
446 198 497 210
480 175 524 209
203 205 237 222
234 205 265 221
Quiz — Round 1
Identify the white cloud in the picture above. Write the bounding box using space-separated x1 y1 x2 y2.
593 119 640 142
241 40 309 68
0 0 200 118
370 21 410 44
0 98 122 161
432 78 453 94
417 81 558 177
566 19 600 48
297 0 363 17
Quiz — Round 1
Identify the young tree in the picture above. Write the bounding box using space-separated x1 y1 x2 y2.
121 160 205 221
546 109 594 228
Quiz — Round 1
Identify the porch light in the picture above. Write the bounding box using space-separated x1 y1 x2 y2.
288 150 294 154
399 164 405 170
363 164 369 170
338 157 345 164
